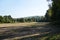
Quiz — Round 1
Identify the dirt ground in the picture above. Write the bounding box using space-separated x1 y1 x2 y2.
0 22 58 40
0 22 49 27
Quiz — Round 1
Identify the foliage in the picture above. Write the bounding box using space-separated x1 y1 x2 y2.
0 16 3 23
0 15 47 23
45 9 52 22
51 0 60 24
0 15 14 23
15 16 47 22
40 34 60 40
45 0 60 25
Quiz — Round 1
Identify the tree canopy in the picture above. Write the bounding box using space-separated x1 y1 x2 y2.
45 0 60 25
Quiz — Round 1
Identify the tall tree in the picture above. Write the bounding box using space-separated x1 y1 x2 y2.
0 16 3 23
46 0 60 24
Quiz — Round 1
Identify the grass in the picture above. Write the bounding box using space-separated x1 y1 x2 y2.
40 34 60 40
0 22 37 27
0 22 49 28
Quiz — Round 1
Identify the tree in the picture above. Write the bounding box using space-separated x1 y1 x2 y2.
45 9 52 22
0 16 3 23
51 0 60 24
3 15 14 23
46 0 60 25
17 18 24 22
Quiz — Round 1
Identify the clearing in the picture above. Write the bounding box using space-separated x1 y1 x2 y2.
0 22 59 40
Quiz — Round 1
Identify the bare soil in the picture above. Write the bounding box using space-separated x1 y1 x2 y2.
0 22 59 40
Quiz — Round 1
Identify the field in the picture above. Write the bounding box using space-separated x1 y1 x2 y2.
0 22 60 40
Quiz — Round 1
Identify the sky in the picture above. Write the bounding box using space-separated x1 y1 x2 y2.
0 0 49 18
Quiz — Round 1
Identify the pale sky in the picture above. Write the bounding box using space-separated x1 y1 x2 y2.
0 0 49 18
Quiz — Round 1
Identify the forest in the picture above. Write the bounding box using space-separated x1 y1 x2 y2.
0 15 47 23
45 0 60 25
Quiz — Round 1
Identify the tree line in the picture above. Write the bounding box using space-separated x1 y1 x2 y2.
45 0 60 25
0 15 47 23
0 15 15 23
15 16 46 22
